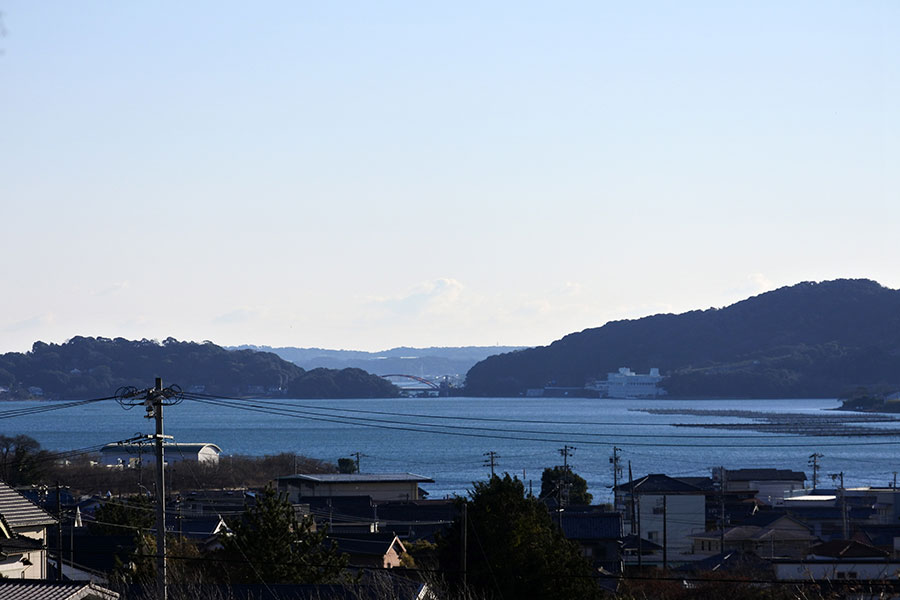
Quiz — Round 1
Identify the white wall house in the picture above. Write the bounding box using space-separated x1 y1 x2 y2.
100 442 221 467
614 474 706 564
0 480 57 579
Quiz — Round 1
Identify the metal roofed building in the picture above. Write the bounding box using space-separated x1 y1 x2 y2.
276 474 434 502
99 442 221 467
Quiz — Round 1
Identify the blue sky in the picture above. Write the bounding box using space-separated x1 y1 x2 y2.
2 2 898 353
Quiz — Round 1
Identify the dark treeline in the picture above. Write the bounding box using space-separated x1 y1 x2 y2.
465 279 900 398
0 337 398 400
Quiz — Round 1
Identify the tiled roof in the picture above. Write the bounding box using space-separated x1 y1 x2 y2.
560 512 623 540
615 474 704 494
0 581 118 600
277 473 434 484
329 533 402 556
0 481 57 528
809 540 889 559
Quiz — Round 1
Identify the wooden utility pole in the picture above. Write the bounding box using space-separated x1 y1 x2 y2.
351 451 363 474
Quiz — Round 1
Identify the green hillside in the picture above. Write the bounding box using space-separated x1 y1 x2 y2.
464 279 900 398
0 337 398 400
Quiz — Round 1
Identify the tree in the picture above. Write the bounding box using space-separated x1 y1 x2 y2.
216 486 348 584
437 474 601 600
540 465 593 505
89 494 155 536
0 434 52 485
337 457 357 474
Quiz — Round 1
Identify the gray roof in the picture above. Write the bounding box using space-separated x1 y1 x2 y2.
0 581 118 600
614 473 704 494
100 442 221 454
0 480 57 528
277 473 434 484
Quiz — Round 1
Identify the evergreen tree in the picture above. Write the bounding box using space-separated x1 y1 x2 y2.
540 465 593 505
217 486 348 584
438 474 601 600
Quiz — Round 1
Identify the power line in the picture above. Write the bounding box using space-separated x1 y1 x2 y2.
181 395 900 448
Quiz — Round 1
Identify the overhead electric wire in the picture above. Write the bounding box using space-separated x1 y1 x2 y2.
0 395 115 419
184 392 897 430
181 394 900 448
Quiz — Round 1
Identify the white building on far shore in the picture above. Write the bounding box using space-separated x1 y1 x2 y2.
588 367 666 398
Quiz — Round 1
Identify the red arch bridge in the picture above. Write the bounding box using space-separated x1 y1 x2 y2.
380 374 444 397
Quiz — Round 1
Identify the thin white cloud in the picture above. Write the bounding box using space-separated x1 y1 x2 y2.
3 314 54 333
367 278 466 317
211 308 265 325
92 281 130 297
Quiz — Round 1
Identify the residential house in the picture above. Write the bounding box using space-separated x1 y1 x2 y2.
276 474 434 503
690 514 819 559
773 539 900 582
614 474 706 563
559 511 623 574
328 532 407 569
720 468 807 506
0 480 57 579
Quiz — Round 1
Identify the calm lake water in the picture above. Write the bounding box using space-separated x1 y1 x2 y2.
5 397 900 500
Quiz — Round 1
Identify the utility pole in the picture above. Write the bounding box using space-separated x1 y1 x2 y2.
351 451 363 474
662 495 668 571
460 503 467 590
719 466 727 552
56 482 63 580
610 446 622 491
150 378 168 600
116 379 181 600
831 471 848 539
558 445 576 509
628 462 635 534
809 453 824 490
483 451 500 477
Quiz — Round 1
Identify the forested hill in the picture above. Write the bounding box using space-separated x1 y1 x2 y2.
0 337 398 400
464 279 900 398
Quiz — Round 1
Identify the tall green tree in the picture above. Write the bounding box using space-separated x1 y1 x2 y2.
438 474 601 600
540 465 593 505
217 486 348 584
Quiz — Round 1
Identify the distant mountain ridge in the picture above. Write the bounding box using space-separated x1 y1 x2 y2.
464 279 900 398
230 345 526 382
